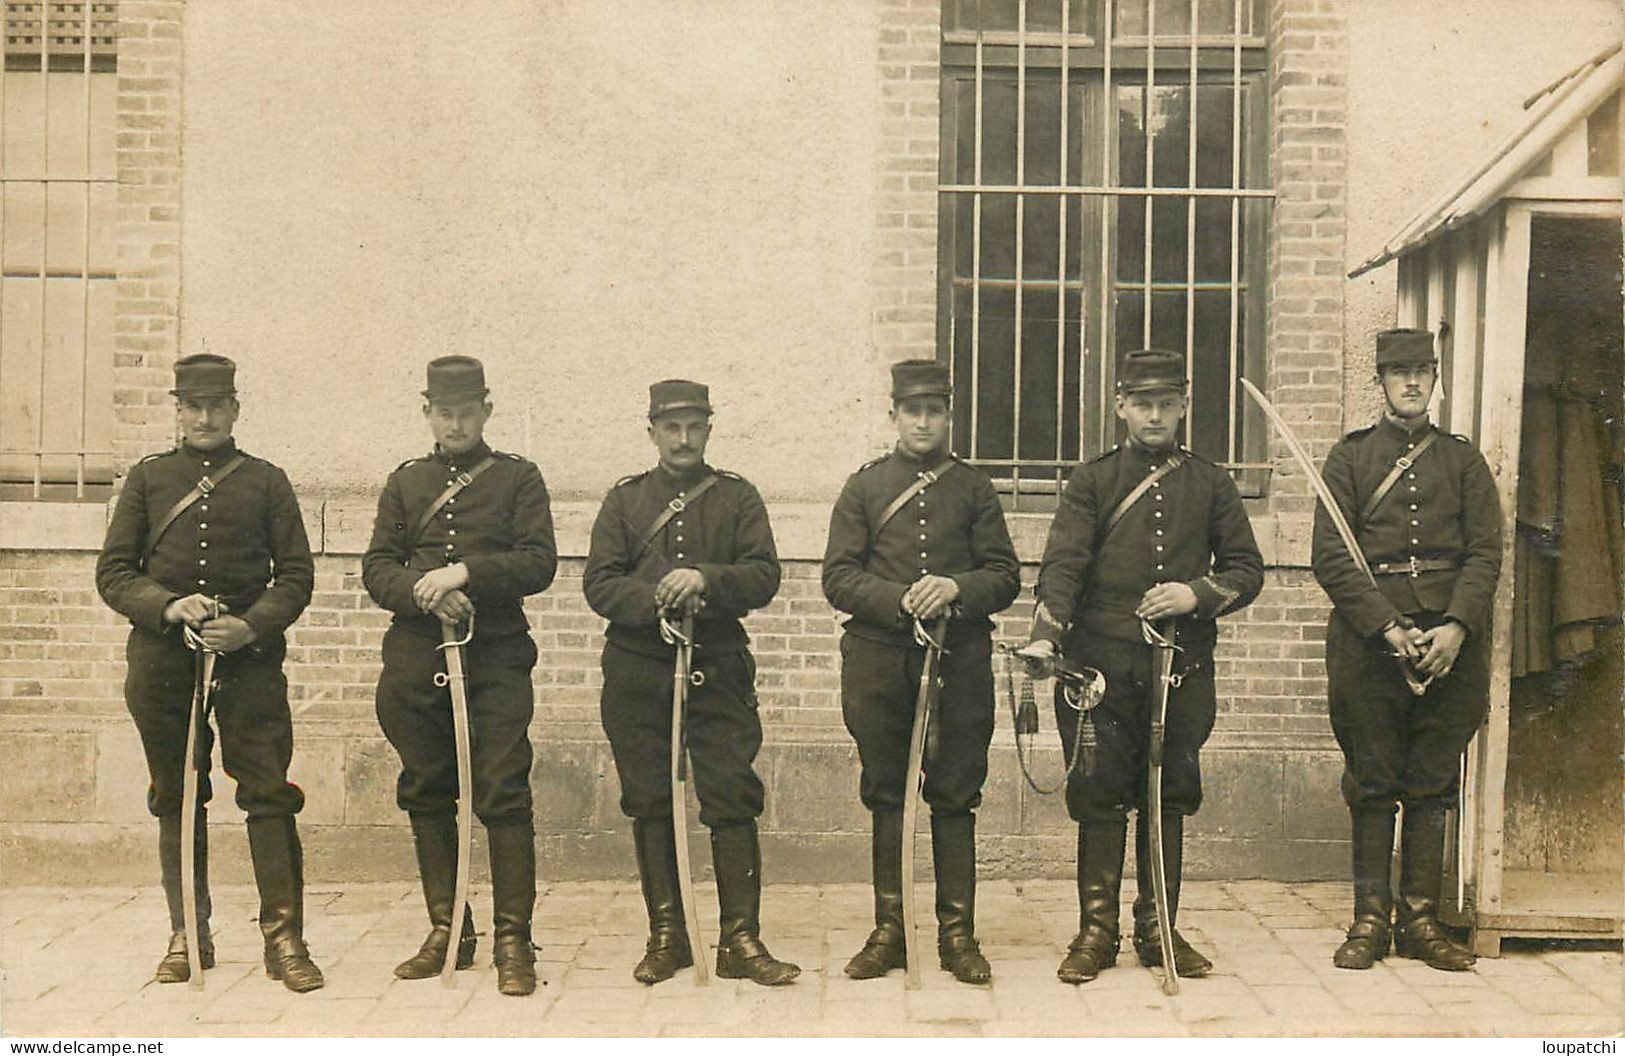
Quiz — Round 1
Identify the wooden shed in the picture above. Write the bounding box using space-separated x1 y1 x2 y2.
1350 44 1624 955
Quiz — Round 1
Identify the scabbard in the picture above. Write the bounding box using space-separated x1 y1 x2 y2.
901 616 947 990
179 646 213 991
670 613 709 984
1146 629 1180 996
439 621 476 988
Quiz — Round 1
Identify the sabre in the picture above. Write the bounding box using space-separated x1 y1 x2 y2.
998 644 1107 796
1142 617 1180 996
434 612 476 988
659 611 710 985
1238 378 1433 695
902 616 948 990
179 600 220 991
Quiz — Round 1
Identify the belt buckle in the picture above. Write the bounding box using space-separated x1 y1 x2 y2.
668 497 686 513
1408 555 1420 578
1395 456 1414 470
455 471 474 487
197 476 214 494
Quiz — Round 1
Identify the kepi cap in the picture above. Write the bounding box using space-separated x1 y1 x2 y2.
170 353 237 397
648 379 712 418
1116 348 1187 394
1374 328 1436 368
890 359 951 401
423 355 489 401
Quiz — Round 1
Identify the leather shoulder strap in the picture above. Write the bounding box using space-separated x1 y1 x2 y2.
407 455 496 548
871 458 955 548
143 454 248 563
1359 430 1439 525
1100 453 1185 544
633 473 720 564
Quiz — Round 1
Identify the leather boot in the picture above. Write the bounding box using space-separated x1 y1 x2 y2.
1057 819 1125 984
246 815 324 992
632 816 692 984
1132 812 1211 978
488 820 539 996
932 813 991 985
845 809 907 979
394 812 477 979
711 822 800 986
1395 804 1476 971
155 810 214 983
1334 809 1395 969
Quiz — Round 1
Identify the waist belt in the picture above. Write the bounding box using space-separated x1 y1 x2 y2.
1372 557 1458 577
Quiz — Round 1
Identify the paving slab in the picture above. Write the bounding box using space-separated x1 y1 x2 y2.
1 881 1620 1037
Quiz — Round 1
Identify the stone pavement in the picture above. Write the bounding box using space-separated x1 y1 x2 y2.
1 880 1619 1038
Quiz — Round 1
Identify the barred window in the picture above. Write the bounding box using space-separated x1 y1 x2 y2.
938 0 1271 505
1 1 118 501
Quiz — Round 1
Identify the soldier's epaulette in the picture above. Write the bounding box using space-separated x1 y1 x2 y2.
1084 444 1120 465
1178 445 1217 466
393 454 430 473
613 469 650 488
856 452 893 474
494 449 527 462
713 468 743 481
1447 431 1473 444
137 448 176 464
1344 424 1377 440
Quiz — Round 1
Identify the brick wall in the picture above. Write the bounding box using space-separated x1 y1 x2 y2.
1264 0 1350 560
1 0 1362 886
113 1 184 466
0 547 1343 886
871 0 942 365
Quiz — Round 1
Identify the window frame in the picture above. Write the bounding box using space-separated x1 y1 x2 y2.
936 0 1273 507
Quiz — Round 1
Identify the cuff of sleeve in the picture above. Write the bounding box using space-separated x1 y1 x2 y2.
1353 604 1405 640
1442 608 1477 639
1188 578 1224 619
1029 598 1067 645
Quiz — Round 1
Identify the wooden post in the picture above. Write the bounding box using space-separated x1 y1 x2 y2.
1470 203 1533 956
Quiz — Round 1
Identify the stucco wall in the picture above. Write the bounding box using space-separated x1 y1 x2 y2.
180 1 883 504
1343 0 1622 420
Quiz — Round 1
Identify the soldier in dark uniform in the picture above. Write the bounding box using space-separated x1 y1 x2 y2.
95 353 323 992
363 356 557 997
1023 348 1262 985
1312 328 1502 973
822 360 1020 986
584 379 799 987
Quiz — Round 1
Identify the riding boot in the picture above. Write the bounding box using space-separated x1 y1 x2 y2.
394 812 476 979
155 809 214 983
712 821 800 986
1334 809 1395 969
246 815 324 992
1057 819 1125 984
1395 804 1476 971
1132 812 1211 977
932 812 991 984
488 819 539 995
632 816 693 984
845 809 907 979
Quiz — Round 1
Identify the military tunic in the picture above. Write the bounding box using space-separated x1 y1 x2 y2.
96 441 314 819
1031 441 1262 822
584 463 780 827
363 441 557 824
822 448 1020 815
1312 417 1503 814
